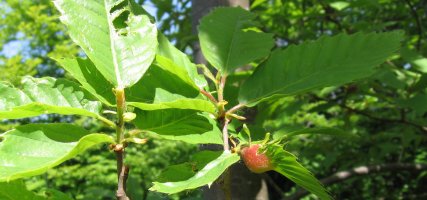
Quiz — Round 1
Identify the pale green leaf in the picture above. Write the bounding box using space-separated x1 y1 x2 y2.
198 7 274 74
54 0 157 88
0 76 102 119
0 123 114 181
53 57 116 106
239 31 403 106
133 109 222 144
150 151 240 194
128 88 215 113
266 145 331 200
330 1 350 11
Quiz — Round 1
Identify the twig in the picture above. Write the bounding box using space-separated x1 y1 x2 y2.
222 117 231 151
200 88 218 104
288 163 427 200
404 0 423 50
227 103 245 115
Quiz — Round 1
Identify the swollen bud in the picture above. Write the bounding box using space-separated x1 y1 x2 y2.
240 144 274 173
123 112 136 122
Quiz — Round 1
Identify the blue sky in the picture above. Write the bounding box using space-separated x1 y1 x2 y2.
1 1 160 59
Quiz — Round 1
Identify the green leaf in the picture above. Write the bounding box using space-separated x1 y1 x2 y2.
198 7 274 75
128 88 215 113
274 127 357 139
0 123 114 181
150 151 240 194
157 34 207 87
0 180 44 200
133 109 222 144
266 145 331 200
239 31 403 106
53 57 116 106
54 0 157 88
0 76 102 119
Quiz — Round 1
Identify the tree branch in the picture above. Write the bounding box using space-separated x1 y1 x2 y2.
341 104 427 133
114 88 129 200
288 163 427 200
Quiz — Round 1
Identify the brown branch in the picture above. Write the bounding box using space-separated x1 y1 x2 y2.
116 151 130 200
288 163 427 200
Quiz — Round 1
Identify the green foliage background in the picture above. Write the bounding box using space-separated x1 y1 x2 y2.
1 0 426 199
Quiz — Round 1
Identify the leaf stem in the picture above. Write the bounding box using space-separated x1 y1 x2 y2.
97 115 117 129
114 88 129 200
200 88 218 104
227 103 245 115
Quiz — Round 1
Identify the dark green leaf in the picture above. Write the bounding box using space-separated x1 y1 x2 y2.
150 151 240 194
0 180 44 200
156 151 223 182
133 109 222 144
239 31 403 106
128 88 215 113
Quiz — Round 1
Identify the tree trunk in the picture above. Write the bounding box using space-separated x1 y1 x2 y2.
191 1 269 199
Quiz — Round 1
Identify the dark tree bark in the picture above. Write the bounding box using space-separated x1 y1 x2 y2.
191 1 269 200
